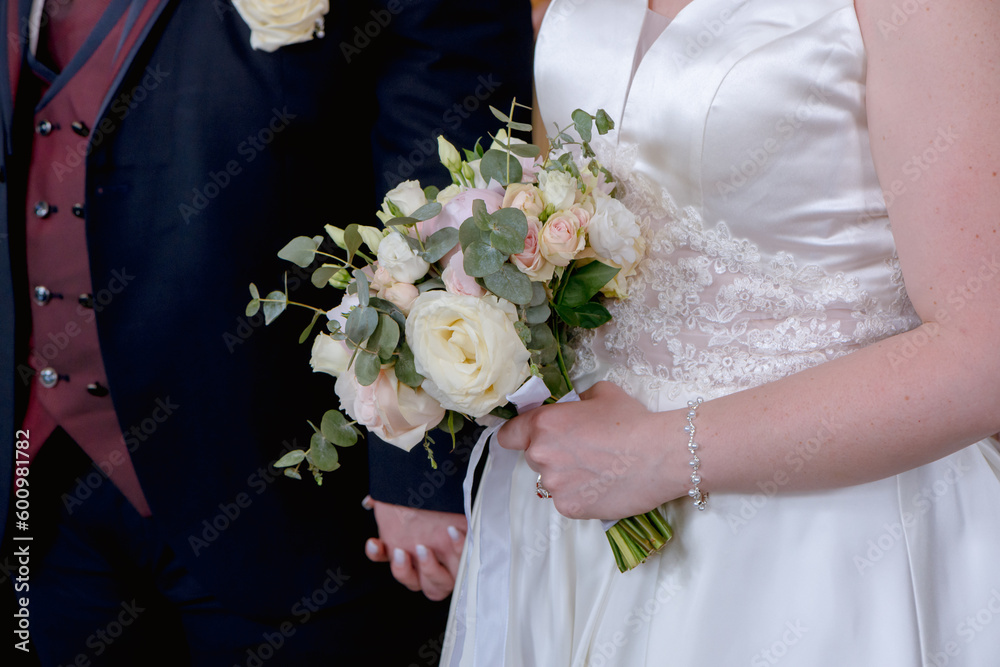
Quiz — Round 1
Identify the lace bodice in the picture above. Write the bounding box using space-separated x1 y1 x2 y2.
536 0 920 405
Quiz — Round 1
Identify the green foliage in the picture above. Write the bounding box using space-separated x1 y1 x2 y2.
278 235 323 267
298 311 321 344
394 342 424 387
246 284 261 317
480 148 523 186
263 290 287 325
420 227 460 263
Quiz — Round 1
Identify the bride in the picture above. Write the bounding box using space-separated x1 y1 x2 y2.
441 0 1000 664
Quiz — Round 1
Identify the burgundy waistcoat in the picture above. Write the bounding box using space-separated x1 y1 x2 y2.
20 0 161 516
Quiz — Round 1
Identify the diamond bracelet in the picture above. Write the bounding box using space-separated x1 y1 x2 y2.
684 397 708 510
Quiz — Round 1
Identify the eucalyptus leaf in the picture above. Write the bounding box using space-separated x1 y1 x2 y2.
463 242 506 278
480 149 522 186
371 313 401 362
353 269 371 308
345 305 377 346
528 324 558 362
309 432 340 471
411 201 443 222
506 120 533 133
249 283 260 300
311 265 338 289
386 216 418 227
488 207 528 255
368 297 403 318
283 468 302 480
525 302 551 325
321 410 358 447
274 450 306 468
483 264 533 305
298 311 321 344
435 411 465 435
420 227 460 263
354 350 381 386
489 105 510 123
560 261 620 308
277 236 323 268
394 343 424 387
472 199 491 231
530 281 548 307
246 298 260 318
459 218 488 250
572 109 594 142
423 185 440 201
345 224 363 264
509 142 542 158
262 290 287 325
417 277 445 293
541 363 571 398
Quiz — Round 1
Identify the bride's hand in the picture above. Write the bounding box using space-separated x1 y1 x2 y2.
497 381 683 521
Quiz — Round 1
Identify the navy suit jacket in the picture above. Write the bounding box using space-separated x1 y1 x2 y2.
0 0 532 615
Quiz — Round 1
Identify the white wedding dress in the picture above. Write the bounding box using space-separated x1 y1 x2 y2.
443 1 1000 665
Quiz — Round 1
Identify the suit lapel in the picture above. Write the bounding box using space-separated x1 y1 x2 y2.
93 0 173 135
2 0 31 146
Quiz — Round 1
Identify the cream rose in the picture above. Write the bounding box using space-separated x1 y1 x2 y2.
600 235 646 299
537 169 578 211
538 210 585 267
502 183 545 218
232 0 329 53
588 193 642 266
376 180 428 224
376 232 429 283
405 292 530 417
335 368 445 451
511 217 555 281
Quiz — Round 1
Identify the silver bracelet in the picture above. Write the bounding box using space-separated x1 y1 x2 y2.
685 397 708 510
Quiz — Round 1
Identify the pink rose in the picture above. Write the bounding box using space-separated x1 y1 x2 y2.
511 217 555 281
442 252 486 297
538 211 585 267
382 282 420 314
336 368 445 451
416 188 505 239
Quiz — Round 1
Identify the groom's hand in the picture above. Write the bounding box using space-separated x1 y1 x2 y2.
363 496 466 601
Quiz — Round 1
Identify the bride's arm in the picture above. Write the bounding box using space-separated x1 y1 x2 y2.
499 0 1000 521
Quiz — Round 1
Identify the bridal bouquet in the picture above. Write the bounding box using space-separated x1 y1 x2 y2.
248 103 670 571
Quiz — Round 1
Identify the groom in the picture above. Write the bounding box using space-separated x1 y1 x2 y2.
0 0 532 663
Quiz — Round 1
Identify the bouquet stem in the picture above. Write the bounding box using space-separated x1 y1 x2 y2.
605 510 673 572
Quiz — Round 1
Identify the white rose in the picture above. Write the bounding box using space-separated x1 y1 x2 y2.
405 292 530 417
600 235 646 299
377 232 429 283
376 180 428 224
588 193 642 266
537 170 578 211
335 368 445 451
311 293 360 378
310 333 352 378
232 0 329 53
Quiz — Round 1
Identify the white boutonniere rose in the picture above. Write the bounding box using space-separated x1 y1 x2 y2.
232 0 329 53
